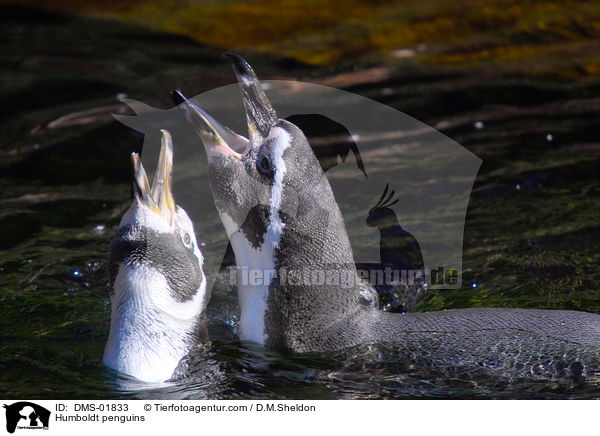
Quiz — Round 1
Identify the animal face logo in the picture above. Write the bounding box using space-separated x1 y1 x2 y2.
3 402 50 433
114 79 481 308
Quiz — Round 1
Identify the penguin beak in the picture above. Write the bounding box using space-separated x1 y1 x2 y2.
131 153 160 213
171 54 277 157
150 129 177 227
171 89 249 160
130 130 177 226
225 53 278 142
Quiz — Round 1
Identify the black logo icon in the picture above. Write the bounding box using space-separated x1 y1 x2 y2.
3 402 50 434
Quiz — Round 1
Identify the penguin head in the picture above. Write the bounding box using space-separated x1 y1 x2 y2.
110 129 206 312
171 54 329 242
105 130 208 382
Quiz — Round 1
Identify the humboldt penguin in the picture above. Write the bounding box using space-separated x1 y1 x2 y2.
103 130 209 383
172 55 600 380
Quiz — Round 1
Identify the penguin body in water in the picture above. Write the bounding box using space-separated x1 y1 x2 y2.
104 130 209 383
172 55 600 380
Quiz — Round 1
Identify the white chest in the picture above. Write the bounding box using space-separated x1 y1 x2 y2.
219 130 291 346
228 229 275 344
103 264 205 382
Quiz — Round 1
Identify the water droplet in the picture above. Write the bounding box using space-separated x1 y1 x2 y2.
200 242 206 247
351 134 361 142
260 82 272 90
546 133 553 142
472 283 477 288
93 224 105 234
474 121 484 130
116 93 127 100
73 270 80 277
516 184 521 190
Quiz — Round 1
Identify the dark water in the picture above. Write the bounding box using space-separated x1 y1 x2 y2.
1 5 599 399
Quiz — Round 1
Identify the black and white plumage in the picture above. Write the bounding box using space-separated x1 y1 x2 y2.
103 130 208 383
172 55 600 380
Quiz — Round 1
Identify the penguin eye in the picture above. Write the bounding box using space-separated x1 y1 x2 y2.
257 155 272 176
183 233 191 246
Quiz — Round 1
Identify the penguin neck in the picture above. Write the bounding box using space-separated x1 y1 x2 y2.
221 130 291 346
261 173 369 351
103 263 205 382
227 229 275 345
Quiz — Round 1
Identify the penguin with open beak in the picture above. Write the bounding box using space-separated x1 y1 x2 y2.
172 55 600 380
171 54 353 348
103 130 209 383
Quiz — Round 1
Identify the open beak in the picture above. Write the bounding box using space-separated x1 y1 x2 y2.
150 129 177 226
171 89 248 159
171 53 278 155
130 129 177 226
131 152 158 210
224 53 278 142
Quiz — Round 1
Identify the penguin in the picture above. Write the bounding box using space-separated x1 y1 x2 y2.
103 129 209 383
172 55 600 379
